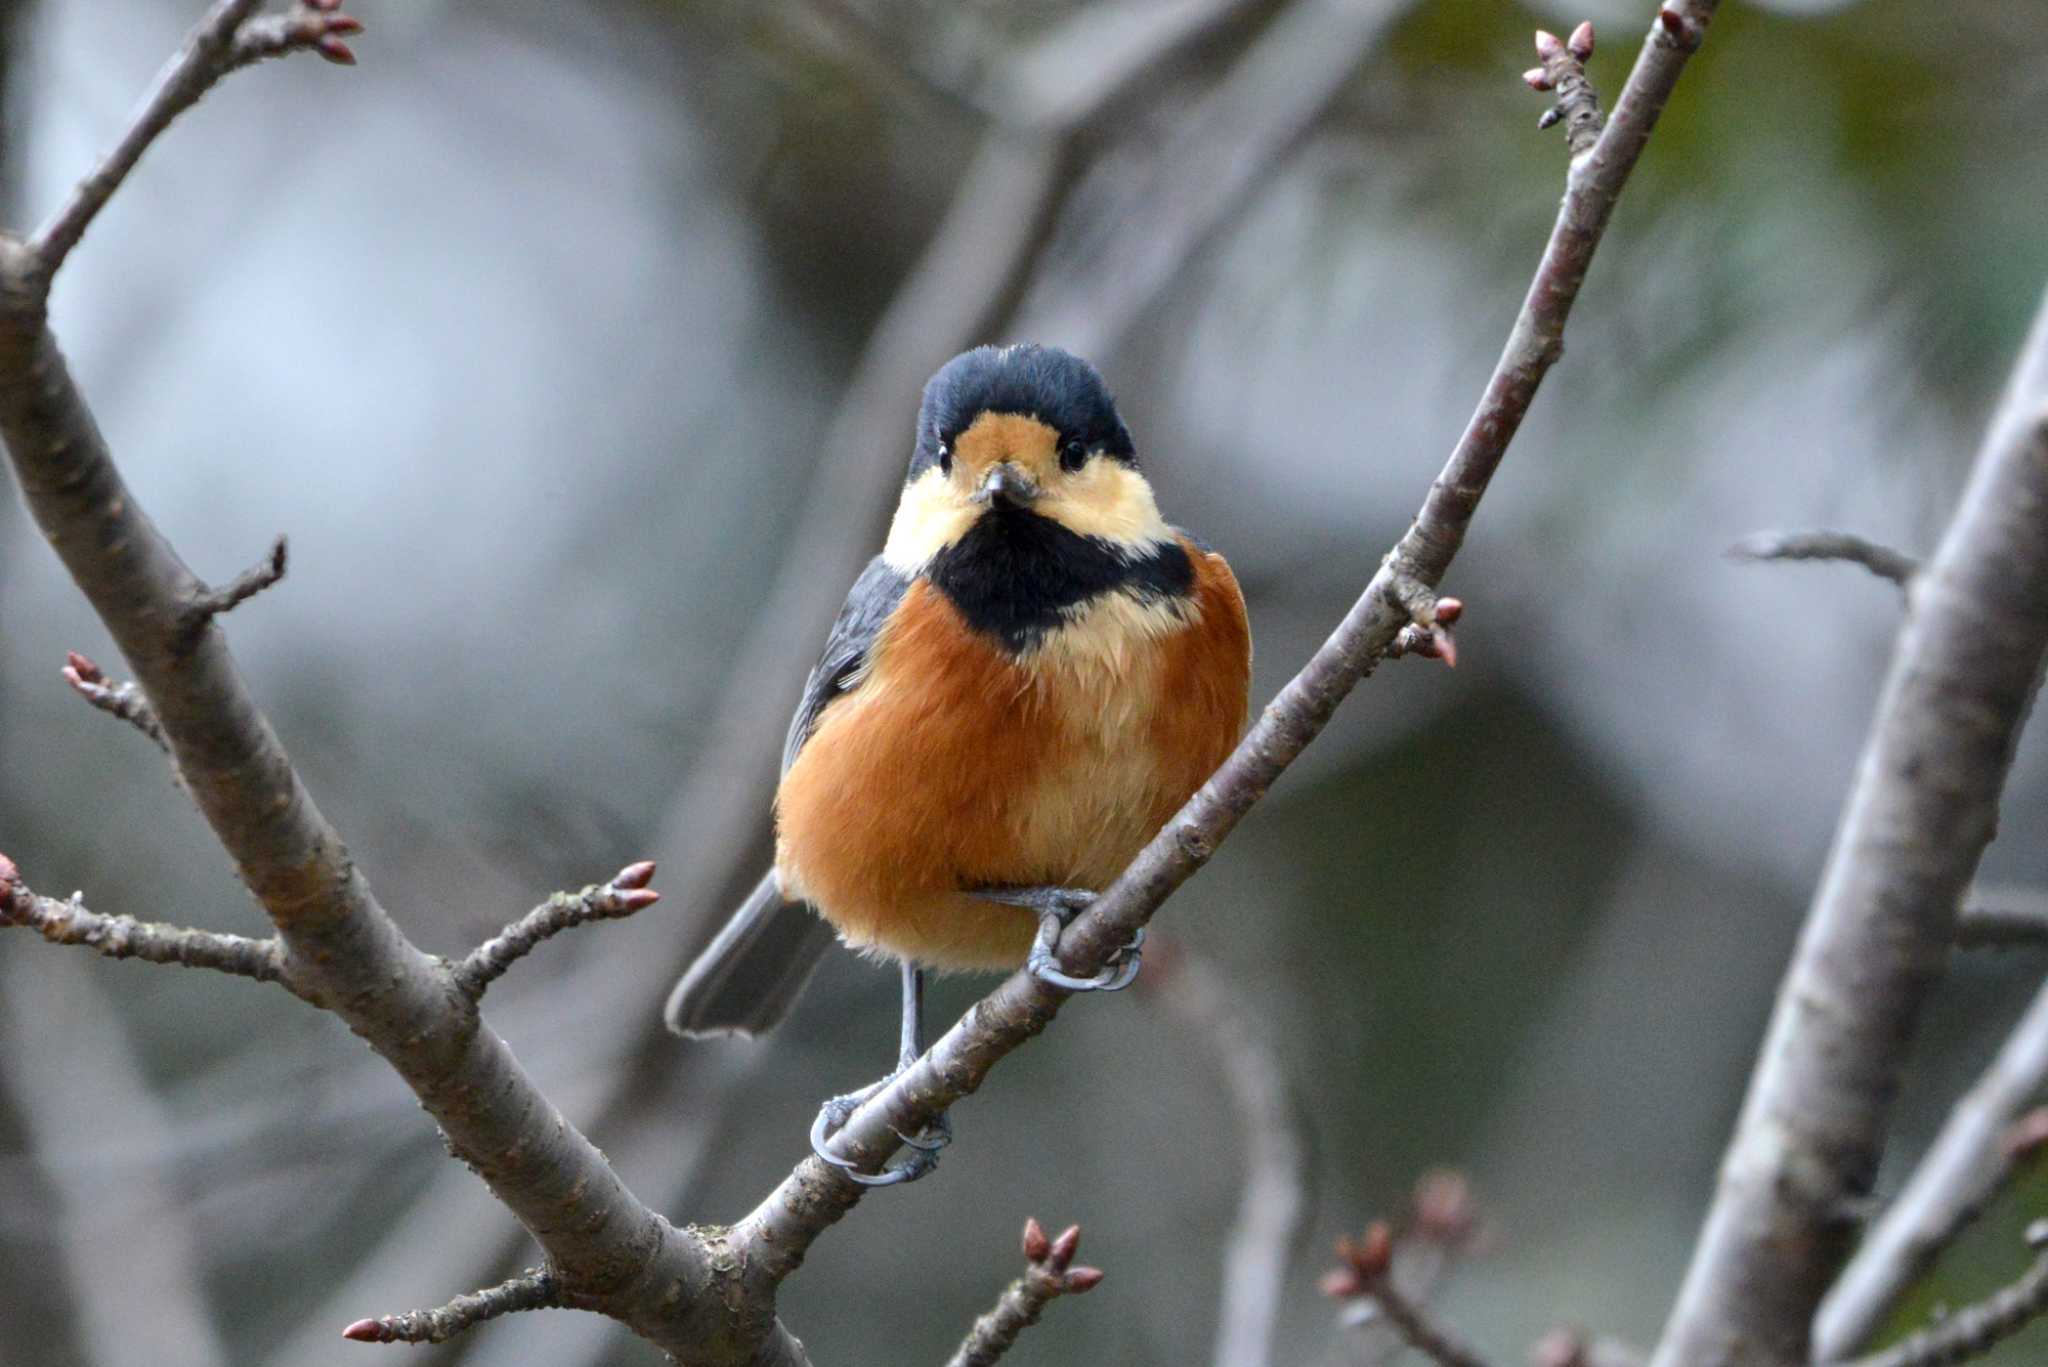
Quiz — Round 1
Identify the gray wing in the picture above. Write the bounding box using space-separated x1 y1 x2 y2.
780 555 912 775
667 557 912 1039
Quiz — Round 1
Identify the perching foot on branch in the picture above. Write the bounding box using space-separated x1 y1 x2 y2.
342 1267 560 1346
945 1218 1104 1367
976 884 1145 992
811 958 952 1185
1525 22 1603 155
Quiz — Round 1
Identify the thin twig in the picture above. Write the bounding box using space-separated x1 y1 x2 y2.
1152 947 1307 1367
62 651 169 755
1954 887 2048 948
454 861 659 999
0 853 298 996
1323 1225 1494 1367
732 0 1723 1280
945 1220 1104 1367
1834 1225 2048 1367
1814 979 2048 1357
187 533 288 625
27 0 361 281
1654 289 2048 1362
1727 530 1919 589
341 1267 560 1345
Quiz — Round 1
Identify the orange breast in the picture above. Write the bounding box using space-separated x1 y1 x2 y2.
774 538 1250 971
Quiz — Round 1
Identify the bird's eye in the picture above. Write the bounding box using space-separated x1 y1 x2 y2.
936 441 952 475
1059 438 1089 473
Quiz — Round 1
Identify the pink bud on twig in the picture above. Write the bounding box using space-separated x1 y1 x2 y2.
1568 21 1595 61
1523 68 1554 91
612 860 657 890
1064 1266 1105 1293
1048 1224 1082 1272
340 1319 391 1343
1022 1217 1050 1262
1533 29 1564 61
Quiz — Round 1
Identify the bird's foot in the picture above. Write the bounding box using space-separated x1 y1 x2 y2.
974 884 1145 993
809 1075 953 1186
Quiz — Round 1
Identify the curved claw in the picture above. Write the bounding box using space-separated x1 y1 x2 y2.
810 1096 948 1185
1028 916 1145 993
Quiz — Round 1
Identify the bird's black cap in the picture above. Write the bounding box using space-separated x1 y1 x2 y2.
909 344 1136 480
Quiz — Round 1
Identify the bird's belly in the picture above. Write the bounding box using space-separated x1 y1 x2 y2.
775 586 1206 971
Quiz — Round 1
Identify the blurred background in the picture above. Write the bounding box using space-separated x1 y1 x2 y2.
3 0 2047 1363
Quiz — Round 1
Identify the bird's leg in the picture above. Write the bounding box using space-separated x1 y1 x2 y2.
809 959 951 1186
972 884 1145 993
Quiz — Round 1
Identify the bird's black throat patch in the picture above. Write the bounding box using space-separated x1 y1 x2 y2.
926 507 1193 653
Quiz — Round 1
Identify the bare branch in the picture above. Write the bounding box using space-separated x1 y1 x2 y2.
63 651 169 755
1727 530 1919 589
1813 978 2048 1357
0 853 297 995
1954 887 2048 948
1833 1225 2048 1367
1653 287 2048 1361
730 0 1724 1277
455 862 659 999
945 1219 1104 1367
186 533 288 627
341 1268 560 1346
1323 1224 1494 1367
28 1 362 281
1151 947 1306 1367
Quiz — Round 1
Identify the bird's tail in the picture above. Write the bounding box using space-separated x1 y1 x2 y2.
663 870 835 1038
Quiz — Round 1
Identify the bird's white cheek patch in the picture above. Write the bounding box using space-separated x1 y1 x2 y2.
1042 462 1173 546
883 468 977 572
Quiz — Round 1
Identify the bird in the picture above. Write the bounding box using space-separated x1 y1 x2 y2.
664 343 1251 1184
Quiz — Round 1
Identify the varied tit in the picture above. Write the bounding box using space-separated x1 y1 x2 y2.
664 343 1251 1184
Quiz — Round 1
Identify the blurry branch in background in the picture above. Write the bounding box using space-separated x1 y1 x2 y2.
751 0 1725 1273
1834 1223 2048 1367
1727 530 1919 591
1530 1327 1646 1367
1147 943 1308 1367
1954 886 2048 947
1015 0 1420 353
1653 284 2048 1365
0 953 229 1367
1323 1172 1488 1367
1321 1218 1492 1367
1812 978 2048 1358
943 1218 1104 1367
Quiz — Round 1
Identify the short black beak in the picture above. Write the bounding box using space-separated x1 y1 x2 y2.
973 463 1040 509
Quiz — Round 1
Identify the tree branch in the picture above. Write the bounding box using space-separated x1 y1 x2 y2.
1813 976 2048 1358
1322 1224 1494 1367
1833 1225 2048 1367
0 853 298 995
1954 887 2048 948
62 651 170 755
1651 288 2048 1364
944 1219 1104 1367
455 861 659 1000
1151 947 1307 1367
1727 530 1919 589
728 0 1722 1281
28 0 360 281
342 1267 561 1345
